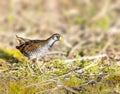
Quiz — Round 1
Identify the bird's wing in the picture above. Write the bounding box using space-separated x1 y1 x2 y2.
23 40 46 51
16 35 30 45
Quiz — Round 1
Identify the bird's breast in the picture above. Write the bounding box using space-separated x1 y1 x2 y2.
26 44 50 59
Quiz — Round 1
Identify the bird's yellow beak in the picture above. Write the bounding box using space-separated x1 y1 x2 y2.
59 36 64 42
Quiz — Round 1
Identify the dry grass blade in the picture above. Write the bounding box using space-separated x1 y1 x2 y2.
64 54 107 63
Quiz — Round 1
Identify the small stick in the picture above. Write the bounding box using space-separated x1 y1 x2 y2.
64 54 108 63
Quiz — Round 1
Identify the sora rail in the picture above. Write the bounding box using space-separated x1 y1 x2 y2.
16 34 63 60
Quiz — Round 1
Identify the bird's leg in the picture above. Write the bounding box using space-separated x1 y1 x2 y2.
36 58 46 73
36 58 40 69
27 59 34 74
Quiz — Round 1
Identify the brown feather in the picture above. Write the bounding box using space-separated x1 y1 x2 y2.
16 35 30 45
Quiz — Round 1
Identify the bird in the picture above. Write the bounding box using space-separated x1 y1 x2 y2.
16 34 63 73
16 33 63 60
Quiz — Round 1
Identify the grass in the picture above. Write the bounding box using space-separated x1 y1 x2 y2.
0 47 120 94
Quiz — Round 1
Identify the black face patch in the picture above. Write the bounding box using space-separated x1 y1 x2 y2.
52 34 61 41
56 35 60 39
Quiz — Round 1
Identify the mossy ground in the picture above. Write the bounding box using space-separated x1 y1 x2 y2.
0 47 120 94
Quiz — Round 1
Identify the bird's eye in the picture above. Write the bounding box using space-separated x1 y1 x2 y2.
56 35 60 39
52 34 60 40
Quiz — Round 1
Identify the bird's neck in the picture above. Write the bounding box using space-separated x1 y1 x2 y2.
47 38 56 47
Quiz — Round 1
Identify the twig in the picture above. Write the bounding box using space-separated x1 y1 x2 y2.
25 79 56 88
64 86 79 94
64 54 107 63
91 0 110 22
35 88 53 94
47 51 67 55
75 58 101 73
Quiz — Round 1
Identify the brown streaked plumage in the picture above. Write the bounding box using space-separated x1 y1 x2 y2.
16 34 62 59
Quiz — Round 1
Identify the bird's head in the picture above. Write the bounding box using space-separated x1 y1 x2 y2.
51 33 63 41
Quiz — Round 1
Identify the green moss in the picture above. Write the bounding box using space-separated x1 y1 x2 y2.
74 17 86 24
0 47 120 93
